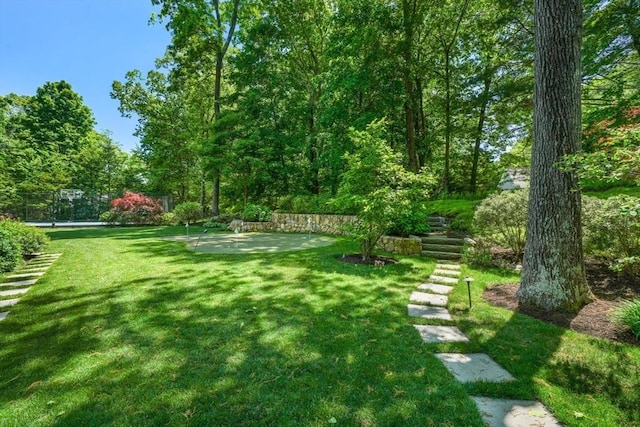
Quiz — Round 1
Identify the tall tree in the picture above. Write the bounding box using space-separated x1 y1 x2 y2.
518 0 593 312
153 0 240 215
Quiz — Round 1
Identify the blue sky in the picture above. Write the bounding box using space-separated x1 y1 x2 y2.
0 0 171 152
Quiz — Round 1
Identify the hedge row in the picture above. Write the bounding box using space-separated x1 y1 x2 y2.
0 219 49 273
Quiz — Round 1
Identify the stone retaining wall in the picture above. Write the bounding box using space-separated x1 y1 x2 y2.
377 235 423 255
231 213 358 235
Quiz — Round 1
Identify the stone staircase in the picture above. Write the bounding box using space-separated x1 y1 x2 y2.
420 216 465 260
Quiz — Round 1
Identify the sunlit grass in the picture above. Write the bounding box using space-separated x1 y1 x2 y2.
0 226 638 426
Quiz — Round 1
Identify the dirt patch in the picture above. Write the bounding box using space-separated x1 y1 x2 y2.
338 254 399 266
484 259 640 346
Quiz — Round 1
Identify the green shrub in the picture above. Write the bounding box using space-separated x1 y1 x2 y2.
202 221 229 231
173 202 202 225
0 228 22 273
612 299 640 339
609 256 640 277
243 204 272 222
473 190 528 255
582 195 640 258
161 212 178 226
99 210 120 226
0 219 49 256
276 194 354 215
462 237 494 267
388 202 431 237
210 213 238 223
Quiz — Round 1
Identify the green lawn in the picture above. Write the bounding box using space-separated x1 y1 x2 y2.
1 227 638 426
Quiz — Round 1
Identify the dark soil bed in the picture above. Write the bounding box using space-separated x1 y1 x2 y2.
484 258 640 347
338 254 399 266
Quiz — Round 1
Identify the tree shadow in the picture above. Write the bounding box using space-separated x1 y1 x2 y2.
458 283 640 426
0 230 485 426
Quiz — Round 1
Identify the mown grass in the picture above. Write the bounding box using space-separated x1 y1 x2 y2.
1 227 638 426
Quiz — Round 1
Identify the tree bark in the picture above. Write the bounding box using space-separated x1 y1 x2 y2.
210 0 239 217
517 0 593 312
470 74 491 194
402 0 419 172
443 52 452 192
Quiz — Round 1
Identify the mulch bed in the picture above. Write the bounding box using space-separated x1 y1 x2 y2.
338 254 399 266
483 258 640 347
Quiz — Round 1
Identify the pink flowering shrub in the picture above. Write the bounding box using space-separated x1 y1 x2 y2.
108 191 163 225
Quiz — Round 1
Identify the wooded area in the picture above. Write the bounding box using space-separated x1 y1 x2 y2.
1 0 637 218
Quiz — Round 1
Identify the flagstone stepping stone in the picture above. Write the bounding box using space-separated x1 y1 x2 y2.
7 272 45 279
435 353 515 383
31 253 61 259
408 304 452 320
410 291 448 306
0 288 30 297
471 396 561 427
417 283 454 294
15 268 48 274
0 298 20 308
0 279 38 288
0 312 8 321
413 325 469 343
428 275 459 284
436 263 460 270
25 261 54 266
433 268 461 277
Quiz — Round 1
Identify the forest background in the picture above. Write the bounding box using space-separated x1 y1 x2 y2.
1 0 638 220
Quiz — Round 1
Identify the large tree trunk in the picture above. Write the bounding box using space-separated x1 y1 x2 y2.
443 53 452 193
402 0 419 172
470 74 491 194
211 52 224 217
517 0 593 312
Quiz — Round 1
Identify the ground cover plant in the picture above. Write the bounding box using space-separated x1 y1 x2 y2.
0 227 638 426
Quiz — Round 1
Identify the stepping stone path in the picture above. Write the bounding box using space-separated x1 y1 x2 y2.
408 260 560 426
0 253 61 322
407 304 452 321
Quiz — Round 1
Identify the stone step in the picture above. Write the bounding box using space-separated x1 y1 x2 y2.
0 311 8 321
0 288 30 297
0 298 20 308
7 272 45 279
422 251 462 260
432 268 460 277
471 397 561 427
435 353 515 383
422 244 463 254
0 279 38 288
421 236 466 245
410 291 448 306
408 304 452 320
417 283 454 294
428 275 459 285
16 267 49 272
436 263 461 270
428 216 446 225
413 325 469 343
29 253 62 260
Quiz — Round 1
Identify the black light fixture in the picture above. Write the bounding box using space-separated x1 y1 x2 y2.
464 277 473 308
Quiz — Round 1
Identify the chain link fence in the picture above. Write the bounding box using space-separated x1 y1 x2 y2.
1 192 174 223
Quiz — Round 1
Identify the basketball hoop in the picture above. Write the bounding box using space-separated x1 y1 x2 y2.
60 189 84 202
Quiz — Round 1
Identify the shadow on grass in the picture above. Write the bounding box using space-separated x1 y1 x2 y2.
458 284 640 426
0 228 486 426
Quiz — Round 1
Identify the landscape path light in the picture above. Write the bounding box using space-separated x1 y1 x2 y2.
464 277 473 308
